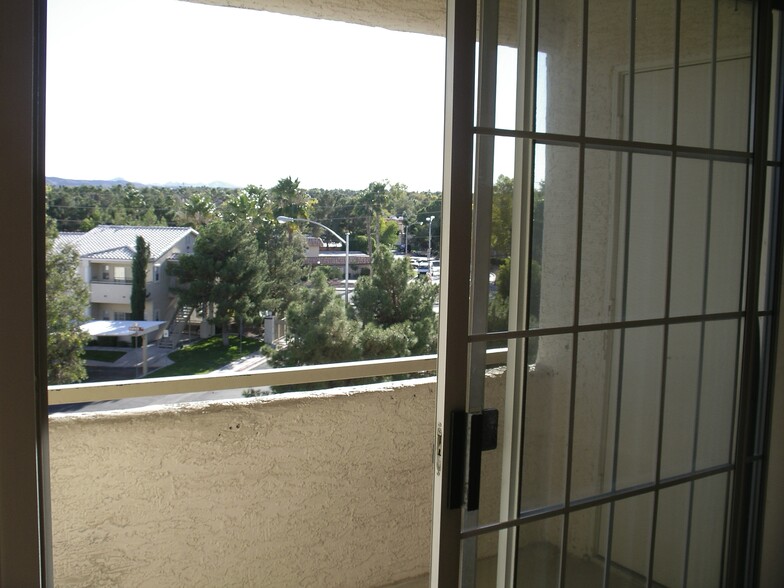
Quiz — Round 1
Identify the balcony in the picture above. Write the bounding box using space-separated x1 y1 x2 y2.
89 279 133 304
48 356 457 586
46 344 746 586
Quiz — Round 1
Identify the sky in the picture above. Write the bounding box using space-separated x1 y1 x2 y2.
46 0 542 191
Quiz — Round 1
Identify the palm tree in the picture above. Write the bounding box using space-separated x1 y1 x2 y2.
177 193 215 228
270 176 314 220
357 181 389 263
220 185 269 229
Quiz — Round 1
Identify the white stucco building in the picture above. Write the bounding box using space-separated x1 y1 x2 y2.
56 225 198 323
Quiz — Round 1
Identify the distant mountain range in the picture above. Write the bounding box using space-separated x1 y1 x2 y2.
45 177 238 189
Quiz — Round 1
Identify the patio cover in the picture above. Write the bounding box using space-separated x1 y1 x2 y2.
80 320 166 338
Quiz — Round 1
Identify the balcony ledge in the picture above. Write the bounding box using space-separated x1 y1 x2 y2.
49 373 470 587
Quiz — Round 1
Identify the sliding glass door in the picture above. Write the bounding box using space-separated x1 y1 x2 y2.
432 0 782 585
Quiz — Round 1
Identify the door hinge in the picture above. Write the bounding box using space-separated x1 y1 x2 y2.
435 422 443 476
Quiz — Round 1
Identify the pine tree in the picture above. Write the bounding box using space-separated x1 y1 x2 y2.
46 218 90 384
352 247 438 355
271 272 359 367
170 219 268 346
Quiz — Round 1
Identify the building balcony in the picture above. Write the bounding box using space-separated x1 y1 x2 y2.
48 355 456 586
89 280 133 304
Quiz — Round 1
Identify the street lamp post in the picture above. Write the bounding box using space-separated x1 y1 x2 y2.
426 215 435 264
392 214 409 255
277 215 350 305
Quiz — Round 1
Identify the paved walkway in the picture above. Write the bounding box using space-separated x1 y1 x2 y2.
210 351 272 373
85 345 174 369
60 344 275 413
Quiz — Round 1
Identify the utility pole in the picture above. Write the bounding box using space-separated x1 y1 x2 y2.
426 215 435 263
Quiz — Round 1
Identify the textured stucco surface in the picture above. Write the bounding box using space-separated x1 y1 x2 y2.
48 372 502 587
187 0 447 37
184 0 526 45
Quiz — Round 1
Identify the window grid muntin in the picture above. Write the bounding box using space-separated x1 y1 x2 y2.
646 126 681 584
558 123 588 583
467 310 752 343
473 127 752 162
459 465 735 539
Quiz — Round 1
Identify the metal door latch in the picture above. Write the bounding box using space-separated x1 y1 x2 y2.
447 408 499 510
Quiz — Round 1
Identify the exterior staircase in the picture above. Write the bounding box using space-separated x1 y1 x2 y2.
157 305 194 349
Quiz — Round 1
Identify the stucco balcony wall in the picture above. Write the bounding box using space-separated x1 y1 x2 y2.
89 281 133 305
49 371 504 587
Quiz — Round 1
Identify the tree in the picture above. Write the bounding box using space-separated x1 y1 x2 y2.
358 322 414 360
271 272 359 367
220 185 268 226
490 175 544 259
488 257 510 332
272 243 439 371
130 236 150 321
170 219 268 346
386 184 440 222
352 246 438 355
356 181 389 262
177 193 215 228
487 257 539 362
258 221 306 313
378 217 401 248
46 218 90 384
219 185 306 314
491 175 514 258
307 187 359 235
270 176 314 220
488 176 544 339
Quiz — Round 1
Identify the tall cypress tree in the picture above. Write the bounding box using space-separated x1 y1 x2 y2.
131 235 150 321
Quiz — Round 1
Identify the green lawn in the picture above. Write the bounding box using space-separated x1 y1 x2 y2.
84 349 126 363
144 335 263 378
